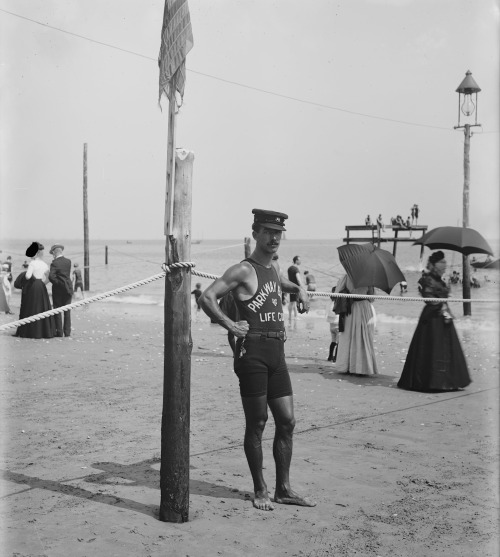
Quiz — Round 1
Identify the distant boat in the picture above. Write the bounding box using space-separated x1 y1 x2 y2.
471 257 500 270
126 241 133 244
192 239 202 245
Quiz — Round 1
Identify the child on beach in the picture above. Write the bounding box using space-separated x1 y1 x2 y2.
72 263 85 300
326 287 339 362
191 283 203 312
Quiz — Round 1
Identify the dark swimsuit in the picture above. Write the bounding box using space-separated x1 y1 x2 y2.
233 258 292 399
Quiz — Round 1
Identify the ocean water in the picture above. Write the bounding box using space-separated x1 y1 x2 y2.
3 237 499 330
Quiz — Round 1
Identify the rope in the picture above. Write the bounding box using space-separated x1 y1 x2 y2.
192 269 218 280
1 261 498 333
304 291 500 303
0 262 196 333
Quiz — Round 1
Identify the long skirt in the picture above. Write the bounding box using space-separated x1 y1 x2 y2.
0 283 10 313
16 279 55 339
336 300 378 375
398 304 470 392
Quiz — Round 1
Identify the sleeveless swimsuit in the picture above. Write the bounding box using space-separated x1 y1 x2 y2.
73 268 84 290
233 258 292 399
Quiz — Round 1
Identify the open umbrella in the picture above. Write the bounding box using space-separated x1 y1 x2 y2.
337 243 405 294
413 226 493 256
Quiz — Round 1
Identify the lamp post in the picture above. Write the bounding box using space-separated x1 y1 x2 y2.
454 70 481 316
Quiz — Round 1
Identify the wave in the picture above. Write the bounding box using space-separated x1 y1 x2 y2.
95 293 498 331
101 294 162 306
401 265 424 272
453 316 499 332
374 313 418 325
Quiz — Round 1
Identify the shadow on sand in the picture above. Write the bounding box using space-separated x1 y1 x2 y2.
1 458 251 519
288 362 399 388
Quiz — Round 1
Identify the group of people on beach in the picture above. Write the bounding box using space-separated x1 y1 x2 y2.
8 242 85 339
195 207 470 512
8 208 471 515
325 247 470 392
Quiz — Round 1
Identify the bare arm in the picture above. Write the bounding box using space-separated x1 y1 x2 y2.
199 263 250 338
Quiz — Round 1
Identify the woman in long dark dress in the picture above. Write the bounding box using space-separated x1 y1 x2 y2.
16 242 55 339
398 251 470 392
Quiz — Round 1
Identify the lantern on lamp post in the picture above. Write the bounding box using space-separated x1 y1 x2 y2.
454 70 481 316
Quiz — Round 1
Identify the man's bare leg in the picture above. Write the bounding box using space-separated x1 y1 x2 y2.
241 395 275 511
268 395 316 507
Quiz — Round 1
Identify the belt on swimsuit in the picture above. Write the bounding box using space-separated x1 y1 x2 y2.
246 330 286 341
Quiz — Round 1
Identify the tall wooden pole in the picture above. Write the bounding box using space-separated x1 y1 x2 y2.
160 148 194 523
159 75 193 523
244 237 251 258
164 88 177 236
83 143 90 291
462 124 471 316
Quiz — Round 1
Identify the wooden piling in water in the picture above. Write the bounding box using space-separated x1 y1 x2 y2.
83 143 90 291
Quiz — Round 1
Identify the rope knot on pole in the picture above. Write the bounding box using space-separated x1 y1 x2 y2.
161 261 196 273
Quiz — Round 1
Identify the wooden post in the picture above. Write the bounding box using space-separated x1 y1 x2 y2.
462 124 472 316
393 228 399 257
159 149 194 523
164 87 177 236
244 237 251 258
105 245 108 265
83 143 90 291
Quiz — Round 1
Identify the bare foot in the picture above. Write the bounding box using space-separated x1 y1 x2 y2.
274 489 316 507
253 489 275 511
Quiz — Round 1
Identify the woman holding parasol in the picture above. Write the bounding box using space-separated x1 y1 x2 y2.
398 251 471 392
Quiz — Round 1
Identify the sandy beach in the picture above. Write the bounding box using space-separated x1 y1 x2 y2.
1 297 498 557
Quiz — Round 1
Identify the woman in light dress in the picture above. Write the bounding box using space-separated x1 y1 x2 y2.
0 265 13 314
16 242 55 339
334 274 378 376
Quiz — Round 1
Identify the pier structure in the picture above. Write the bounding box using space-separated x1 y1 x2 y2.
343 224 428 258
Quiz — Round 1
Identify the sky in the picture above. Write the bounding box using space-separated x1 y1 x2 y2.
1 0 499 242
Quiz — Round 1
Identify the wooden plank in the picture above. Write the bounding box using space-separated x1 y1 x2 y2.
345 224 428 231
342 237 419 243
342 237 383 243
